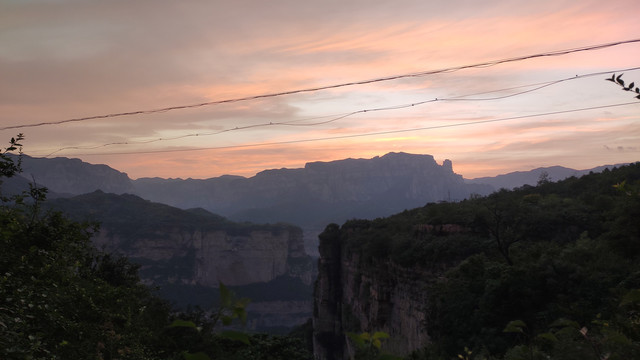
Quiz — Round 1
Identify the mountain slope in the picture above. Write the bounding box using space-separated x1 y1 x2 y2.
17 154 134 195
313 162 640 359
466 163 627 190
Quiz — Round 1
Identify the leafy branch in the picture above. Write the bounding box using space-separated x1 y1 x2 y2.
0 133 24 180
606 73 640 99
167 282 251 360
346 331 402 360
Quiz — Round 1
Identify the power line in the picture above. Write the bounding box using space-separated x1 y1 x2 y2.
37 101 638 157
3 38 640 131
39 66 640 157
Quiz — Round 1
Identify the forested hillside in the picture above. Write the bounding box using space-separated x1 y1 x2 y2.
0 140 314 358
4 132 639 359
314 162 640 360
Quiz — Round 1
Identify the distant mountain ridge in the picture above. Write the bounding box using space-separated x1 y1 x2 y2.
132 153 490 230
15 154 134 195
10 152 631 331
14 152 630 255
466 164 628 190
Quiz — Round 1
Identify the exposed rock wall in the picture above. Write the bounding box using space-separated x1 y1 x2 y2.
46 191 316 331
92 225 312 287
94 224 316 331
313 225 431 359
313 225 345 360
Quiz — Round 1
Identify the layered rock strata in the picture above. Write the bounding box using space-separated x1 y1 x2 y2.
93 225 312 287
313 224 431 359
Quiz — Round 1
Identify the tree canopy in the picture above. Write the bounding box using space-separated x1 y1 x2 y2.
0 136 312 360
328 161 640 359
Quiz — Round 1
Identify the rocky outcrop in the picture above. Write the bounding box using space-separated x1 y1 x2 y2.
313 224 431 359
313 225 347 360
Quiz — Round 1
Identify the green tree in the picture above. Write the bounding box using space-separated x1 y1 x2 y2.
0 136 173 359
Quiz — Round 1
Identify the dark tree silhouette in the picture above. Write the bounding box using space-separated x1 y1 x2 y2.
607 73 640 99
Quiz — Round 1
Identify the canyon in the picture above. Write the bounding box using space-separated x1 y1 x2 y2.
45 191 315 331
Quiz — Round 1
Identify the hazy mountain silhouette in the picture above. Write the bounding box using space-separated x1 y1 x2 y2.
15 154 134 195
132 153 489 231
466 164 627 190
13 152 625 255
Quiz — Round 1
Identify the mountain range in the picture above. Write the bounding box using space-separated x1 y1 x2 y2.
5 152 628 332
14 152 625 252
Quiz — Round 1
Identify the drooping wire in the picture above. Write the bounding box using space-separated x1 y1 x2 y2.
39 66 640 157
37 101 639 157
3 38 639 131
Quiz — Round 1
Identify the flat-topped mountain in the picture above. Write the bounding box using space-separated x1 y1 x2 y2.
133 153 491 230
16 154 134 195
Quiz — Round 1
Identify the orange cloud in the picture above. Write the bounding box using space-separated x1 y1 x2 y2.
4 0 640 181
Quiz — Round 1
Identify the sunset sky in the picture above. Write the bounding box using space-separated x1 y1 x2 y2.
1 0 639 180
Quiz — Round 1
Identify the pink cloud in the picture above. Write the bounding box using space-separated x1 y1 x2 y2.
2 0 639 180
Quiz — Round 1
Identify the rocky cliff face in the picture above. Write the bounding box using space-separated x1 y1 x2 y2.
92 225 312 287
48 191 314 287
313 224 431 359
46 191 316 331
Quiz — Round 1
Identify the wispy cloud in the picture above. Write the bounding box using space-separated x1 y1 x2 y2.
1 0 639 178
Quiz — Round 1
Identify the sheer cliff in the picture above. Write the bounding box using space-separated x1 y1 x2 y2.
312 163 640 359
313 224 433 360
46 191 316 331
47 191 314 287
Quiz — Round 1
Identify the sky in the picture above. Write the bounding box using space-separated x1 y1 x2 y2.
1 0 639 180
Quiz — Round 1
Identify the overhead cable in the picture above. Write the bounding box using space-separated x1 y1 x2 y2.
37 101 638 157
40 66 640 157
3 38 640 131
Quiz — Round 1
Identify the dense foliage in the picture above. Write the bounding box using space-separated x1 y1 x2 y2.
0 137 312 359
335 163 640 359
